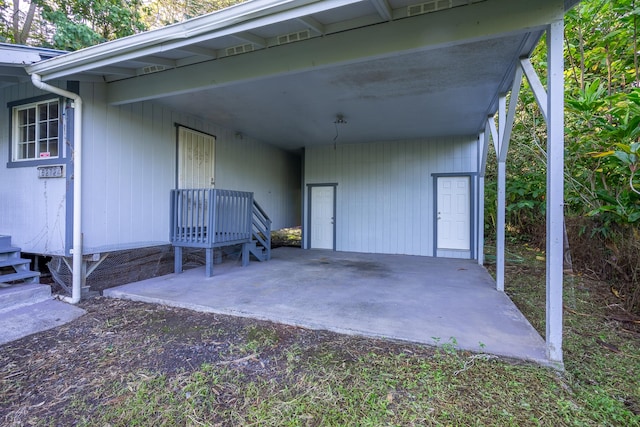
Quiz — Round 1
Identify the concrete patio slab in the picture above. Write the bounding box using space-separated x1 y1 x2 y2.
104 247 548 364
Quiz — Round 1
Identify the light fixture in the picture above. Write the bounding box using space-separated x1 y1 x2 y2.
334 114 347 124
333 114 347 143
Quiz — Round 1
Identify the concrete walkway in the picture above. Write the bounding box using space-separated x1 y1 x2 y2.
104 248 548 364
0 284 86 346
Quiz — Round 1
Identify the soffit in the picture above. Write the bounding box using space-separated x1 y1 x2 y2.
25 0 569 148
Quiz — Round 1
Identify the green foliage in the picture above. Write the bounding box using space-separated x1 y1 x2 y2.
36 0 147 50
143 0 247 29
0 0 148 49
0 1 9 42
486 0 640 236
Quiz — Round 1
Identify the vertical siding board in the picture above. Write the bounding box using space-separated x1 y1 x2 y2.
303 136 478 257
71 85 298 253
0 82 67 254
382 142 391 254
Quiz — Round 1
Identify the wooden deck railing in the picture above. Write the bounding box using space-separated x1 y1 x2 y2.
170 189 253 248
170 188 270 276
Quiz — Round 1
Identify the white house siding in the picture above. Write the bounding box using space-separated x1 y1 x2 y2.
304 137 477 256
80 82 300 254
0 82 68 255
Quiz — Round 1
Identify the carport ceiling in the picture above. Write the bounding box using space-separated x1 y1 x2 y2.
27 0 572 149
155 34 528 148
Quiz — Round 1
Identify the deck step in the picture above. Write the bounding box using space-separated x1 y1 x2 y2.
0 258 31 269
0 246 21 256
0 236 41 285
247 240 267 262
0 283 51 313
0 270 41 285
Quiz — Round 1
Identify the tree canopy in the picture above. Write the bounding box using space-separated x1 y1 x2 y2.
1 0 147 50
0 0 248 49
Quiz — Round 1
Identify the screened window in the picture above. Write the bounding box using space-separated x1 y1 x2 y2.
12 99 60 161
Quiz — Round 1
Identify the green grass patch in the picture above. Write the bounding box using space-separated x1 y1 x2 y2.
4 243 639 426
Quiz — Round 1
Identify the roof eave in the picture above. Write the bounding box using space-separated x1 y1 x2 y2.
26 0 358 80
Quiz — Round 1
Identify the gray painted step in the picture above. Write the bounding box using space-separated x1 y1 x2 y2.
0 299 86 345
247 241 267 262
0 257 31 269
0 247 21 256
0 235 10 247
0 270 41 284
0 283 51 313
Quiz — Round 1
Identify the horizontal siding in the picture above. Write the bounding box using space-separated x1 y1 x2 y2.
0 82 68 255
81 82 300 253
304 137 477 256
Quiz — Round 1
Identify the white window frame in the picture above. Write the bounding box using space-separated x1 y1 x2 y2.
10 97 62 164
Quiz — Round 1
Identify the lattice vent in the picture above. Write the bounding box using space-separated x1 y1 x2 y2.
142 65 166 75
408 0 456 16
226 43 254 56
277 30 310 45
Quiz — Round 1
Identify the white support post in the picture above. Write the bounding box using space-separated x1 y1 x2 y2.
477 131 487 265
546 18 565 366
496 96 507 292
478 175 485 266
496 162 506 291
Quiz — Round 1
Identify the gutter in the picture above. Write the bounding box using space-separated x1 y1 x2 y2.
31 74 83 304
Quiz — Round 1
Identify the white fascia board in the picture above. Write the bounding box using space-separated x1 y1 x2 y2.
26 0 361 80
107 0 565 106
2 50 43 65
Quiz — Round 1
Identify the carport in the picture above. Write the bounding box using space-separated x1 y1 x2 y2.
26 0 577 367
104 248 548 364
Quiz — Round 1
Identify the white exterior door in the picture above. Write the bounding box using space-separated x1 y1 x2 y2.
178 126 215 189
437 176 470 250
310 186 335 249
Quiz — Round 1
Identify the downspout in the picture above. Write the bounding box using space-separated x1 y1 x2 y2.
31 74 83 304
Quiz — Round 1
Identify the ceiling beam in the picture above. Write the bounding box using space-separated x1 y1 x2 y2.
297 16 325 35
90 66 138 77
370 0 393 21
107 0 563 105
177 45 218 59
136 56 177 68
232 31 268 48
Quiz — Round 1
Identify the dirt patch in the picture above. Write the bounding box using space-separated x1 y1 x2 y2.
0 297 433 424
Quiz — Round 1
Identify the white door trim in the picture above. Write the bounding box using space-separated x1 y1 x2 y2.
432 174 476 259
176 125 216 189
307 183 337 250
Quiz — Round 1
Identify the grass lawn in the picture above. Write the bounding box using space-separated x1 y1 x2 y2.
1 242 638 426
